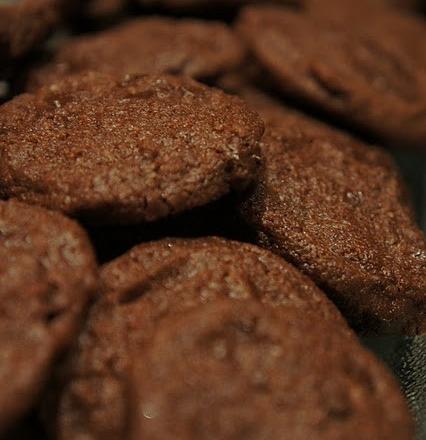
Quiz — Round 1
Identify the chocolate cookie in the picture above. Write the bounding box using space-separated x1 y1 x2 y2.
0 72 262 224
237 5 426 148
51 238 413 439
26 17 246 90
225 82 342 138
238 92 426 334
0 0 64 77
0 200 97 434
100 237 347 327
217 73 355 140
132 300 412 440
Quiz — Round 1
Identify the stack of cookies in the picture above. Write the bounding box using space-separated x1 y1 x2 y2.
1 0 425 438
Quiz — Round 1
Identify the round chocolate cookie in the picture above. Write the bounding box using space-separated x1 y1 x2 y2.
51 238 413 439
132 300 412 440
26 17 245 90
0 200 97 434
100 237 347 327
0 0 64 77
0 72 263 224
52 238 350 439
238 94 426 334
237 5 426 148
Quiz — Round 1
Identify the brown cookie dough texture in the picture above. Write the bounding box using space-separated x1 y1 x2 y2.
0 0 64 70
238 89 426 334
0 200 97 434
26 17 246 90
0 72 263 224
237 5 426 148
51 238 413 440
132 300 412 440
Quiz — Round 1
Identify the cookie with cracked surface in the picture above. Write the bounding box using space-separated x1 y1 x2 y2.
238 94 426 334
0 200 97 434
131 300 413 440
0 72 263 224
100 237 347 327
51 238 412 439
26 17 246 90
237 5 426 148
51 237 353 439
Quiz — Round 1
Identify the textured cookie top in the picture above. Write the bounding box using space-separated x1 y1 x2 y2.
54 238 349 439
239 102 426 334
132 300 412 440
237 5 426 148
0 200 97 434
53 238 412 440
0 72 263 224
101 237 346 325
27 17 245 90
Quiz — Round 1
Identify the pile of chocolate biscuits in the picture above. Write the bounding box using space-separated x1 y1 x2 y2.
1 0 425 438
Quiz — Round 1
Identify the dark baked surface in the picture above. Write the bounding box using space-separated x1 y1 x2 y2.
0 200 97 434
238 90 426 334
100 237 347 326
237 5 426 148
0 72 263 224
51 238 413 440
26 17 245 90
133 300 412 440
